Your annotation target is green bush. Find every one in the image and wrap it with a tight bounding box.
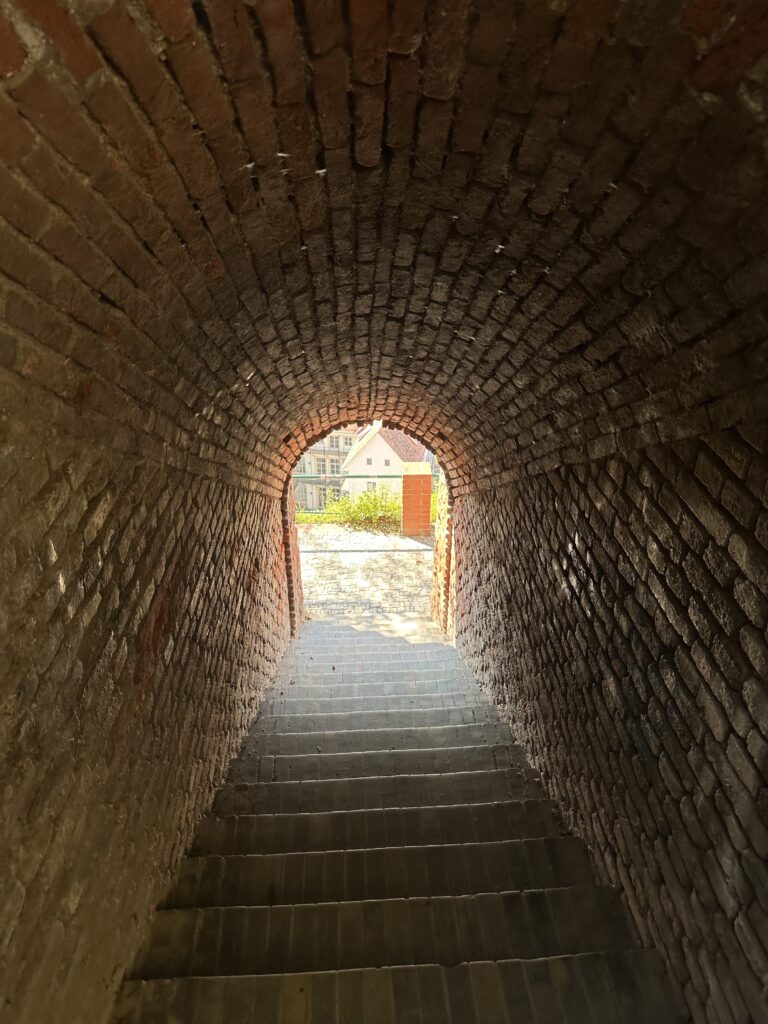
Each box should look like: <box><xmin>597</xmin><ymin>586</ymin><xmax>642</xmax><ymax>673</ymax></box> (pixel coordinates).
<box><xmin>296</xmin><ymin>483</ymin><xmax>441</xmax><ymax>531</ymax></box>
<box><xmin>296</xmin><ymin>487</ymin><xmax>402</xmax><ymax>532</ymax></box>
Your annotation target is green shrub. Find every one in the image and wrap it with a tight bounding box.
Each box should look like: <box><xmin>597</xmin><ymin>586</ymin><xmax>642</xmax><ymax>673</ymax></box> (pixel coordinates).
<box><xmin>297</xmin><ymin>487</ymin><xmax>402</xmax><ymax>532</ymax></box>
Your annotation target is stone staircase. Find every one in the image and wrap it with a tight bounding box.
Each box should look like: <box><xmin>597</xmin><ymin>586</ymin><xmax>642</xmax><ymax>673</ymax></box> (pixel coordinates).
<box><xmin>115</xmin><ymin>618</ymin><xmax>686</xmax><ymax>1023</ymax></box>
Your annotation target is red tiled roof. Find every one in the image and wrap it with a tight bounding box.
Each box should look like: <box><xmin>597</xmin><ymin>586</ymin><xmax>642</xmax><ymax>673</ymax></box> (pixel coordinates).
<box><xmin>379</xmin><ymin>427</ymin><xmax>427</xmax><ymax>463</ymax></box>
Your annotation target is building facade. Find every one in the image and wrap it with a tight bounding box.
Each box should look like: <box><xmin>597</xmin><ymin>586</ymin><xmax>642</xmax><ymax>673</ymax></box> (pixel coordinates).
<box><xmin>292</xmin><ymin>422</ymin><xmax>431</xmax><ymax>509</ymax></box>
<box><xmin>340</xmin><ymin>423</ymin><xmax>428</xmax><ymax>498</ymax></box>
<box><xmin>292</xmin><ymin>425</ymin><xmax>359</xmax><ymax>510</ymax></box>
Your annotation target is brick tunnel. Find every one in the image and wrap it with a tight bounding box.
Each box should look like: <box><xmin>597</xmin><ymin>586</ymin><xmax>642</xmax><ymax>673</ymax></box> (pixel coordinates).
<box><xmin>1</xmin><ymin>1</ymin><xmax>767</xmax><ymax>1022</ymax></box>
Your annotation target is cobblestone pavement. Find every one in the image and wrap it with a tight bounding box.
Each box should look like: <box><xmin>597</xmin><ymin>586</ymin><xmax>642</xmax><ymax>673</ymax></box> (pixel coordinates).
<box><xmin>298</xmin><ymin>525</ymin><xmax>433</xmax><ymax>619</ymax></box>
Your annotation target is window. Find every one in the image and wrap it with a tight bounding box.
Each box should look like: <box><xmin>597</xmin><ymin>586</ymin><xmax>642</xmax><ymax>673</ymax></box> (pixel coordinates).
<box><xmin>367</xmin><ymin>481</ymin><xmax>376</xmax><ymax>492</ymax></box>
<box><xmin>366</xmin><ymin>457</ymin><xmax>372</xmax><ymax>465</ymax></box>
<box><xmin>318</xmin><ymin>486</ymin><xmax>327</xmax><ymax>506</ymax></box>
<box><xmin>343</xmin><ymin>436</ymin><xmax>354</xmax><ymax>448</ymax></box>
<box><xmin>330</xmin><ymin>457</ymin><xmax>340</xmax><ymax>475</ymax></box>
<box><xmin>329</xmin><ymin>435</ymin><xmax>340</xmax><ymax>450</ymax></box>
<box><xmin>384</xmin><ymin>458</ymin><xmax>390</xmax><ymax>467</ymax></box>
<box><xmin>315</xmin><ymin>457</ymin><xmax>326</xmax><ymax>474</ymax></box>
<box><xmin>330</xmin><ymin>486</ymin><xmax>340</xmax><ymax>499</ymax></box>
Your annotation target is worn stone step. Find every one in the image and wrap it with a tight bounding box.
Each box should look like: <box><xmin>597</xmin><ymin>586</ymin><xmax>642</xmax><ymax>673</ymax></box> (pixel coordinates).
<box><xmin>228</xmin><ymin>744</ymin><xmax>527</xmax><ymax>783</ymax></box>
<box><xmin>133</xmin><ymin>886</ymin><xmax>635</xmax><ymax>979</ymax></box>
<box><xmin>289</xmin><ymin>670</ymin><xmax>475</xmax><ymax>687</ymax></box>
<box><xmin>296</xmin><ymin>626</ymin><xmax>444</xmax><ymax>643</ymax></box>
<box><xmin>245</xmin><ymin>721</ymin><xmax>512</xmax><ymax>754</ymax></box>
<box><xmin>113</xmin><ymin>610</ymin><xmax>684</xmax><ymax>1023</ymax></box>
<box><xmin>192</xmin><ymin>800</ymin><xmax>565</xmax><ymax>856</ymax></box>
<box><xmin>262</xmin><ymin>692</ymin><xmax>491</xmax><ymax>715</ymax></box>
<box><xmin>290</xmin><ymin>663</ymin><xmax>472</xmax><ymax>677</ymax></box>
<box><xmin>293</xmin><ymin>638</ymin><xmax>446</xmax><ymax>651</ymax></box>
<box><xmin>300</xmin><ymin>623</ymin><xmax>442</xmax><ymax>632</ymax></box>
<box><xmin>166</xmin><ymin>837</ymin><xmax>594</xmax><ymax>908</ymax></box>
<box><xmin>295</xmin><ymin>629</ymin><xmax>447</xmax><ymax>640</ymax></box>
<box><xmin>286</xmin><ymin>655</ymin><xmax>460</xmax><ymax>671</ymax></box>
<box><xmin>252</xmin><ymin>704</ymin><xmax>503</xmax><ymax>735</ymax></box>
<box><xmin>289</xmin><ymin>643</ymin><xmax>457</xmax><ymax>659</ymax></box>
<box><xmin>276</xmin><ymin>677</ymin><xmax>476</xmax><ymax>698</ymax></box>
<box><xmin>285</xmin><ymin>661</ymin><xmax>467</xmax><ymax>680</ymax></box>
<box><xmin>214</xmin><ymin>769</ymin><xmax>543</xmax><ymax>815</ymax></box>
<box><xmin>291</xmin><ymin>651</ymin><xmax>454</xmax><ymax>666</ymax></box>
<box><xmin>116</xmin><ymin>950</ymin><xmax>686</xmax><ymax>1024</ymax></box>
<box><xmin>293</xmin><ymin>635</ymin><xmax>445</xmax><ymax>646</ymax></box>
<box><xmin>296</xmin><ymin>634</ymin><xmax>453</xmax><ymax>644</ymax></box>
<box><xmin>298</xmin><ymin>622</ymin><xmax>442</xmax><ymax>634</ymax></box>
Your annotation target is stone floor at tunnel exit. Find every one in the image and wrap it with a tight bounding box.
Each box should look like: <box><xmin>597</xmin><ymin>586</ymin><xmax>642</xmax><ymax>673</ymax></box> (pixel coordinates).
<box><xmin>297</xmin><ymin>524</ymin><xmax>435</xmax><ymax>620</ymax></box>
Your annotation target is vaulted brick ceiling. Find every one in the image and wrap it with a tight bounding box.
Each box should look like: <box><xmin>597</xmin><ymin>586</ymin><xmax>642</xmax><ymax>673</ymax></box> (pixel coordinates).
<box><xmin>1</xmin><ymin>0</ymin><xmax>766</xmax><ymax>495</ymax></box>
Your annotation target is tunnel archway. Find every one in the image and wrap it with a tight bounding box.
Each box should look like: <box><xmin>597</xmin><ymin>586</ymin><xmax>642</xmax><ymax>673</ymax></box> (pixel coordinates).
<box><xmin>279</xmin><ymin>410</ymin><xmax>455</xmax><ymax>632</ymax></box>
<box><xmin>275</xmin><ymin>401</ymin><xmax>465</xmax><ymax>499</ymax></box>
<box><xmin>0</xmin><ymin>1</ymin><xmax>767</xmax><ymax>1021</ymax></box>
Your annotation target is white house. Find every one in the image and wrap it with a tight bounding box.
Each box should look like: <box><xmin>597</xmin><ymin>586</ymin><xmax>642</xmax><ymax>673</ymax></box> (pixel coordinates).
<box><xmin>341</xmin><ymin>422</ymin><xmax>427</xmax><ymax>497</ymax></box>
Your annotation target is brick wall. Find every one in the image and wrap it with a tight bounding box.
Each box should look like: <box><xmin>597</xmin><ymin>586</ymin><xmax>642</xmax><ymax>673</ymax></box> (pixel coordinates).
<box><xmin>0</xmin><ymin>0</ymin><xmax>766</xmax><ymax>1021</ymax></box>
<box><xmin>431</xmin><ymin>476</ymin><xmax>455</xmax><ymax>636</ymax></box>
<box><xmin>282</xmin><ymin>479</ymin><xmax>305</xmax><ymax>635</ymax></box>
<box><xmin>453</xmin><ymin>426</ymin><xmax>768</xmax><ymax>1024</ymax></box>
<box><xmin>0</xmin><ymin>408</ymin><xmax>292</xmax><ymax>1023</ymax></box>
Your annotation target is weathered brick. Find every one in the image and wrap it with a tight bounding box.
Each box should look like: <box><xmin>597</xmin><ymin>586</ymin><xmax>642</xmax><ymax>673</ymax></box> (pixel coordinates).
<box><xmin>452</xmin><ymin>431</ymin><xmax>768</xmax><ymax>1024</ymax></box>
<box><xmin>0</xmin><ymin>10</ymin><xmax>25</xmax><ymax>76</ymax></box>
<box><xmin>349</xmin><ymin>0</ymin><xmax>387</xmax><ymax>85</ymax></box>
<box><xmin>0</xmin><ymin>3</ymin><xmax>765</xmax><ymax>1023</ymax></box>
<box><xmin>16</xmin><ymin>0</ymin><xmax>101</xmax><ymax>80</ymax></box>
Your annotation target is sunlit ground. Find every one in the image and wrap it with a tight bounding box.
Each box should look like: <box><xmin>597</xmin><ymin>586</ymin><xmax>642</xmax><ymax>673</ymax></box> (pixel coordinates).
<box><xmin>297</xmin><ymin>524</ymin><xmax>434</xmax><ymax>622</ymax></box>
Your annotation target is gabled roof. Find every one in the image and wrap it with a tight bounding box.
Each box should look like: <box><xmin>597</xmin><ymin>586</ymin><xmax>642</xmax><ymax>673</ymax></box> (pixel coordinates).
<box><xmin>378</xmin><ymin>427</ymin><xmax>427</xmax><ymax>463</ymax></box>
<box><xmin>341</xmin><ymin>422</ymin><xmax>427</xmax><ymax>469</ymax></box>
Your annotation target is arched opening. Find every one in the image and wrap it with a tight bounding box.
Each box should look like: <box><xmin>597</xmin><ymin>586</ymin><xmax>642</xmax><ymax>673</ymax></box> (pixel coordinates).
<box><xmin>1</xmin><ymin>0</ymin><xmax>766</xmax><ymax>1020</ymax></box>
<box><xmin>266</xmin><ymin>404</ymin><xmax>466</xmax><ymax>642</ymax></box>
<box><xmin>288</xmin><ymin>420</ymin><xmax>443</xmax><ymax>624</ymax></box>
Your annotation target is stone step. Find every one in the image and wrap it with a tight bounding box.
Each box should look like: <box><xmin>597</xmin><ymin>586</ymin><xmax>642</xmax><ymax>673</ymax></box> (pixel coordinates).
<box><xmin>285</xmin><ymin>662</ymin><xmax>464</xmax><ymax>679</ymax></box>
<box><xmin>165</xmin><ymin>837</ymin><xmax>594</xmax><ymax>908</ymax></box>
<box><xmin>294</xmin><ymin>637</ymin><xmax>447</xmax><ymax>650</ymax></box>
<box><xmin>290</xmin><ymin>641</ymin><xmax>456</xmax><ymax>656</ymax></box>
<box><xmin>245</xmin><ymin>721</ymin><xmax>512</xmax><ymax>754</ymax></box>
<box><xmin>252</xmin><ymin>704</ymin><xmax>503</xmax><ymax>734</ymax></box>
<box><xmin>296</xmin><ymin>630</ymin><xmax>444</xmax><ymax>638</ymax></box>
<box><xmin>299</xmin><ymin>623</ymin><xmax>442</xmax><ymax>632</ymax></box>
<box><xmin>133</xmin><ymin>886</ymin><xmax>635</xmax><ymax>979</ymax></box>
<box><xmin>214</xmin><ymin>769</ymin><xmax>543</xmax><ymax>815</ymax></box>
<box><xmin>287</xmin><ymin>669</ymin><xmax>470</xmax><ymax>685</ymax></box>
<box><xmin>262</xmin><ymin>692</ymin><xmax>491</xmax><ymax>715</ymax></box>
<box><xmin>293</xmin><ymin>640</ymin><xmax>448</xmax><ymax>652</ymax></box>
<box><xmin>276</xmin><ymin>677</ymin><xmax>476</xmax><ymax>698</ymax></box>
<box><xmin>116</xmin><ymin>950</ymin><xmax>686</xmax><ymax>1024</ymax></box>
<box><xmin>289</xmin><ymin>660</ymin><xmax>472</xmax><ymax>674</ymax></box>
<box><xmin>227</xmin><ymin>744</ymin><xmax>527</xmax><ymax>783</ymax></box>
<box><xmin>292</xmin><ymin>650</ymin><xmax>453</xmax><ymax>664</ymax></box>
<box><xmin>192</xmin><ymin>800</ymin><xmax>565</xmax><ymax>856</ymax></box>
<box><xmin>289</xmin><ymin>651</ymin><xmax>458</xmax><ymax>668</ymax></box>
